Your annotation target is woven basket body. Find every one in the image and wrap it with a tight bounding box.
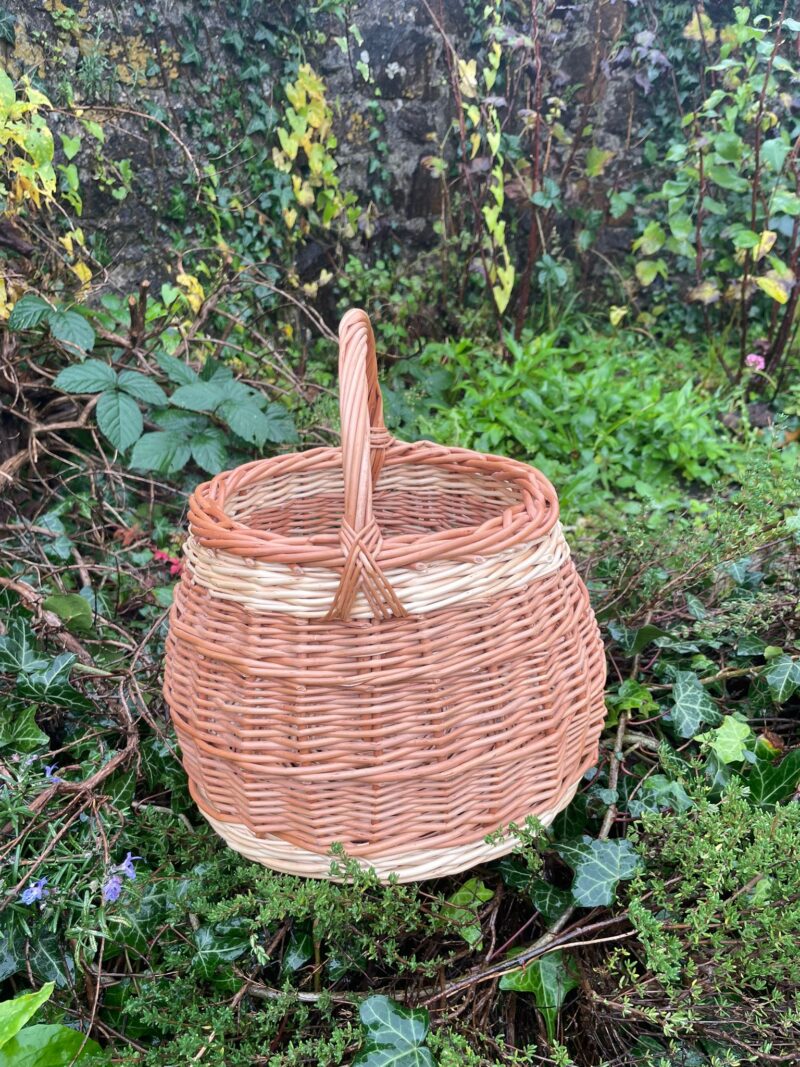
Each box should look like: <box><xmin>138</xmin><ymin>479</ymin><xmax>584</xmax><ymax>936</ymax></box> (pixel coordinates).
<box><xmin>164</xmin><ymin>309</ymin><xmax>606</xmax><ymax>881</ymax></box>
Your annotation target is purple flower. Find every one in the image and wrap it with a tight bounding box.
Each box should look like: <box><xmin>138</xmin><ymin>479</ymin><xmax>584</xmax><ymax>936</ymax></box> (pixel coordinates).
<box><xmin>745</xmin><ymin>353</ymin><xmax>766</xmax><ymax>371</ymax></box>
<box><xmin>117</xmin><ymin>852</ymin><xmax>141</xmax><ymax>881</ymax></box>
<box><xmin>44</xmin><ymin>764</ymin><xmax>63</xmax><ymax>783</ymax></box>
<box><xmin>20</xmin><ymin>878</ymin><xmax>49</xmax><ymax>906</ymax></box>
<box><xmin>102</xmin><ymin>875</ymin><xmax>123</xmax><ymax>903</ymax></box>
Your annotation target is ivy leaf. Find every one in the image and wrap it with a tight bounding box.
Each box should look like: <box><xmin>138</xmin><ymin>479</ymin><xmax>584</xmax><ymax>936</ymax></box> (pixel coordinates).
<box><xmin>47</xmin><ymin>310</ymin><xmax>95</xmax><ymax>354</ymax></box>
<box><xmin>41</xmin><ymin>594</ymin><xmax>92</xmax><ymax>633</ymax></box>
<box><xmin>764</xmin><ymin>655</ymin><xmax>800</xmax><ymax>704</ymax></box>
<box><xmin>748</xmin><ymin>749</ymin><xmax>800</xmax><ymax>807</ymax></box>
<box><xmin>0</xmin><ymin>706</ymin><xmax>49</xmax><ymax>753</ymax></box>
<box><xmin>190</xmin><ymin>429</ymin><xmax>228</xmax><ymax>474</ymax></box>
<box><xmin>668</xmin><ymin>671</ymin><xmax>722</xmax><ymax>738</ymax></box>
<box><xmin>354</xmin><ymin>995</ymin><xmax>434</xmax><ymax>1067</ymax></box>
<box><xmin>16</xmin><ymin>652</ymin><xmax>92</xmax><ymax>712</ymax></box>
<box><xmin>192</xmin><ymin>921</ymin><xmax>249</xmax><ymax>979</ymax></box>
<box><xmin>626</xmin><ymin>775</ymin><xmax>694</xmax><ymax>818</ymax></box>
<box><xmin>0</xmin><ymin>981</ymin><xmax>54</xmax><ymax>1048</ymax></box>
<box><xmin>697</xmin><ymin>715</ymin><xmax>753</xmax><ymax>764</ymax></box>
<box><xmin>0</xmin><ymin>617</ymin><xmax>49</xmax><ymax>674</ymax></box>
<box><xmin>280</xmin><ymin>925</ymin><xmax>314</xmax><ymax>977</ymax></box>
<box><xmin>499</xmin><ymin>951</ymin><xmax>577</xmax><ymax>1044</ymax></box>
<box><xmin>29</xmin><ymin>935</ymin><xmax>74</xmax><ymax>988</ymax></box>
<box><xmin>528</xmin><ymin>879</ymin><xmax>571</xmax><ymax>924</ymax></box>
<box><xmin>96</xmin><ymin>391</ymin><xmax>143</xmax><ymax>451</ymax></box>
<box><xmin>7</xmin><ymin>294</ymin><xmax>52</xmax><ymax>331</ymax></box>
<box><xmin>54</xmin><ymin>360</ymin><xmax>117</xmax><ymax>394</ymax></box>
<box><xmin>0</xmin><ymin>1024</ymin><xmax>106</xmax><ymax>1064</ymax></box>
<box><xmin>559</xmin><ymin>838</ymin><xmax>642</xmax><ymax>907</ymax></box>
<box><xmin>117</xmin><ymin>370</ymin><xmax>167</xmax><ymax>406</ymax></box>
<box><xmin>439</xmin><ymin>878</ymin><xmax>494</xmax><ymax>949</ymax></box>
<box><xmin>129</xmin><ymin>431</ymin><xmax>191</xmax><ymax>475</ymax></box>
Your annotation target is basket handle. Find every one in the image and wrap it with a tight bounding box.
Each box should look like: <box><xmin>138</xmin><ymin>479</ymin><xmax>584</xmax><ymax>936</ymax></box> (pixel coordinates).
<box><xmin>326</xmin><ymin>309</ymin><xmax>407</xmax><ymax>622</ymax></box>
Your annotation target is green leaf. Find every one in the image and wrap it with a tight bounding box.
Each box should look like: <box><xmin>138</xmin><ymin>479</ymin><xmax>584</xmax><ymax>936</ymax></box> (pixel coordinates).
<box><xmin>0</xmin><ymin>617</ymin><xmax>49</xmax><ymax>674</ymax></box>
<box><xmin>713</xmin><ymin>131</ymin><xmax>743</xmax><ymax>162</ymax></box>
<box><xmin>218</xmin><ymin>400</ymin><xmax>272</xmax><ymax>447</ymax></box>
<box><xmin>669</xmin><ymin>671</ymin><xmax>722</xmax><ymax>738</ymax></box>
<box><xmin>559</xmin><ymin>838</ymin><xmax>641</xmax><ymax>907</ymax></box>
<box><xmin>28</xmin><ymin>937</ymin><xmax>74</xmax><ymax>989</ymax></box>
<box><xmin>129</xmin><ymin>431</ymin><xmax>191</xmax><ymax>475</ymax></box>
<box><xmin>60</xmin><ymin>133</ymin><xmax>81</xmax><ymax>160</ymax></box>
<box><xmin>15</xmin><ymin>652</ymin><xmax>92</xmax><ymax>712</ymax></box>
<box><xmin>707</xmin><ymin>163</ymin><xmax>749</xmax><ymax>192</ymax></box>
<box><xmin>633</xmin><ymin>221</ymin><xmax>665</xmax><ymax>256</ymax></box>
<box><xmin>748</xmin><ymin>749</ymin><xmax>800</xmax><ymax>807</ymax></box>
<box><xmin>627</xmin><ymin>775</ymin><xmax>693</xmax><ymax>818</ymax></box>
<box><xmin>155</xmin><ymin>351</ymin><xmax>197</xmax><ymax>385</ymax></box>
<box><xmin>190</xmin><ymin>429</ymin><xmax>228</xmax><ymax>474</ymax></box>
<box><xmin>169</xmin><ymin>382</ymin><xmax>224</xmax><ymax>412</ymax></box>
<box><xmin>96</xmin><ymin>391</ymin><xmax>143</xmax><ymax>451</ymax></box>
<box><xmin>634</xmin><ymin>259</ymin><xmax>666</xmax><ymax>287</ymax></box>
<box><xmin>192</xmin><ymin>921</ymin><xmax>249</xmax><ymax>979</ymax></box>
<box><xmin>499</xmin><ymin>951</ymin><xmax>577</xmax><ymax>1044</ymax></box>
<box><xmin>280</xmin><ymin>926</ymin><xmax>314</xmax><ymax>977</ymax></box>
<box><xmin>697</xmin><ymin>715</ymin><xmax>753</xmax><ymax>764</ymax></box>
<box><xmin>0</xmin><ymin>1023</ymin><xmax>105</xmax><ymax>1065</ymax></box>
<box><xmin>7</xmin><ymin>295</ymin><xmax>52</xmax><ymax>331</ymax></box>
<box><xmin>117</xmin><ymin>370</ymin><xmax>167</xmax><ymax>405</ymax></box>
<box><xmin>439</xmin><ymin>878</ymin><xmax>494</xmax><ymax>949</ymax></box>
<box><xmin>0</xmin><ymin>982</ymin><xmax>53</xmax><ymax>1049</ymax></box>
<box><xmin>354</xmin><ymin>996</ymin><xmax>434</xmax><ymax>1067</ymax></box>
<box><xmin>53</xmin><ymin>360</ymin><xmax>116</xmax><ymax>394</ymax></box>
<box><xmin>585</xmin><ymin>146</ymin><xmax>613</xmax><ymax>178</ymax></box>
<box><xmin>47</xmin><ymin>310</ymin><xmax>95</xmax><ymax>355</ymax></box>
<box><xmin>762</xmin><ymin>139</ymin><xmax>790</xmax><ymax>172</ymax></box>
<box><xmin>764</xmin><ymin>655</ymin><xmax>800</xmax><ymax>704</ymax></box>
<box><xmin>41</xmin><ymin>594</ymin><xmax>92</xmax><ymax>633</ymax></box>
<box><xmin>262</xmin><ymin>402</ymin><xmax>298</xmax><ymax>443</ymax></box>
<box><xmin>0</xmin><ymin>707</ymin><xmax>49</xmax><ymax>753</ymax></box>
<box><xmin>528</xmin><ymin>879</ymin><xmax>571</xmax><ymax>923</ymax></box>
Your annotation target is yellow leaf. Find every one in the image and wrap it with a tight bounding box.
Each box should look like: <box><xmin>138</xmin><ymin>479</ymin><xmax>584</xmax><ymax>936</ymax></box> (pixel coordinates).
<box><xmin>687</xmin><ymin>279</ymin><xmax>721</xmax><ymax>305</ymax></box>
<box><xmin>283</xmin><ymin>206</ymin><xmax>297</xmax><ymax>230</ymax></box>
<box><xmin>176</xmin><ymin>272</ymin><xmax>205</xmax><ymax>313</ymax></box>
<box><xmin>458</xmin><ymin>59</ymin><xmax>478</xmax><ymax>99</ymax></box>
<box><xmin>59</xmin><ymin>233</ymin><xmax>74</xmax><ymax>256</ymax></box>
<box><xmin>469</xmin><ymin>132</ymin><xmax>481</xmax><ymax>159</ymax></box>
<box><xmin>682</xmin><ymin>10</ymin><xmax>714</xmax><ymax>42</ymax></box>
<box><xmin>754</xmin><ymin>230</ymin><xmax>776</xmax><ymax>261</ymax></box>
<box><xmin>754</xmin><ymin>274</ymin><xmax>790</xmax><ymax>304</ymax></box>
<box><xmin>71</xmin><ymin>261</ymin><xmax>92</xmax><ymax>285</ymax></box>
<box><xmin>292</xmin><ymin>175</ymin><xmax>315</xmax><ymax>207</ymax></box>
<box><xmin>609</xmin><ymin>305</ymin><xmax>628</xmax><ymax>326</ymax></box>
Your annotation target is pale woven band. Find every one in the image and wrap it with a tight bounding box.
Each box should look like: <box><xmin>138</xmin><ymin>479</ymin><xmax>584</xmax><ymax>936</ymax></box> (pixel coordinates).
<box><xmin>183</xmin><ymin>521</ymin><xmax>570</xmax><ymax>619</ymax></box>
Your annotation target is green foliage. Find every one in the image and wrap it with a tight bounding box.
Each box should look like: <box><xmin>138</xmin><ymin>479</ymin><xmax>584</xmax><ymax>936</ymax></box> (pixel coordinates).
<box><xmin>354</xmin><ymin>996</ymin><xmax>435</xmax><ymax>1067</ymax></box>
<box><xmin>0</xmin><ymin>982</ymin><xmax>104</xmax><ymax>1064</ymax></box>
<box><xmin>388</xmin><ymin>329</ymin><xmax>737</xmax><ymax>514</ymax></box>
<box><xmin>499</xmin><ymin>952</ymin><xmax>578</xmax><ymax>1045</ymax></box>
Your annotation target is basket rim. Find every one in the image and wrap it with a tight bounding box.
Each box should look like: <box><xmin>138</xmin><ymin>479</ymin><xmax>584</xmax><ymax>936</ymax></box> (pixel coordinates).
<box><xmin>187</xmin><ymin>437</ymin><xmax>560</xmax><ymax>568</ymax></box>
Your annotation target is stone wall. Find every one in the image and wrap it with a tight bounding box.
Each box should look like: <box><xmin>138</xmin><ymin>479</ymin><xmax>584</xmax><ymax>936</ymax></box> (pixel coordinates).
<box><xmin>1</xmin><ymin>0</ymin><xmax>635</xmax><ymax>291</ymax></box>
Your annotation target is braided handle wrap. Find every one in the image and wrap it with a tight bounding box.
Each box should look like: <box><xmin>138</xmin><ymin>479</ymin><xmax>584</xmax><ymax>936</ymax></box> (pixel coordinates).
<box><xmin>326</xmin><ymin>309</ymin><xmax>408</xmax><ymax>622</ymax></box>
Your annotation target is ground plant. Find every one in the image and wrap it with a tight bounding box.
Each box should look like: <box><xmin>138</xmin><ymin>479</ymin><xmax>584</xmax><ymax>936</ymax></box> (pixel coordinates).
<box><xmin>0</xmin><ymin>1</ymin><xmax>799</xmax><ymax>1065</ymax></box>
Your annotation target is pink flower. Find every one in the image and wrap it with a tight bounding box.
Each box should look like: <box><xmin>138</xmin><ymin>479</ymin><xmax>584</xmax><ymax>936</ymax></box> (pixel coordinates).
<box><xmin>745</xmin><ymin>353</ymin><xmax>765</xmax><ymax>371</ymax></box>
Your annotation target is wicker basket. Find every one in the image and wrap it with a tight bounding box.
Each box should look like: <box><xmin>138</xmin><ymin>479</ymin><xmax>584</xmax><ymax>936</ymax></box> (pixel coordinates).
<box><xmin>164</xmin><ymin>308</ymin><xmax>606</xmax><ymax>882</ymax></box>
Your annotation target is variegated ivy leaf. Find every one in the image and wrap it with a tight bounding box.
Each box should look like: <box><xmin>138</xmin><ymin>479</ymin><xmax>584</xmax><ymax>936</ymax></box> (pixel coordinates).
<box><xmin>439</xmin><ymin>877</ymin><xmax>494</xmax><ymax>949</ymax></box>
<box><xmin>499</xmin><ymin>950</ymin><xmax>578</xmax><ymax>1044</ymax></box>
<box><xmin>764</xmin><ymin>655</ymin><xmax>800</xmax><ymax>704</ymax></box>
<box><xmin>558</xmin><ymin>838</ymin><xmax>642</xmax><ymax>908</ymax></box>
<box><xmin>668</xmin><ymin>671</ymin><xmax>722</xmax><ymax>738</ymax></box>
<box><xmin>697</xmin><ymin>715</ymin><xmax>753</xmax><ymax>764</ymax></box>
<box><xmin>748</xmin><ymin>749</ymin><xmax>800</xmax><ymax>807</ymax></box>
<box><xmin>354</xmin><ymin>995</ymin><xmax>434</xmax><ymax>1067</ymax></box>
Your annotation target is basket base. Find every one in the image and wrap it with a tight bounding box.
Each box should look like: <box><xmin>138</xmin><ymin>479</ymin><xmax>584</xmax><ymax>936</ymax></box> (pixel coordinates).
<box><xmin>191</xmin><ymin>779</ymin><xmax>580</xmax><ymax>883</ymax></box>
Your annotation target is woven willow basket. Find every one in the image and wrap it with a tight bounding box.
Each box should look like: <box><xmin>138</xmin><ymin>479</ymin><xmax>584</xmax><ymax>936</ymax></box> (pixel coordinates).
<box><xmin>164</xmin><ymin>308</ymin><xmax>606</xmax><ymax>882</ymax></box>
